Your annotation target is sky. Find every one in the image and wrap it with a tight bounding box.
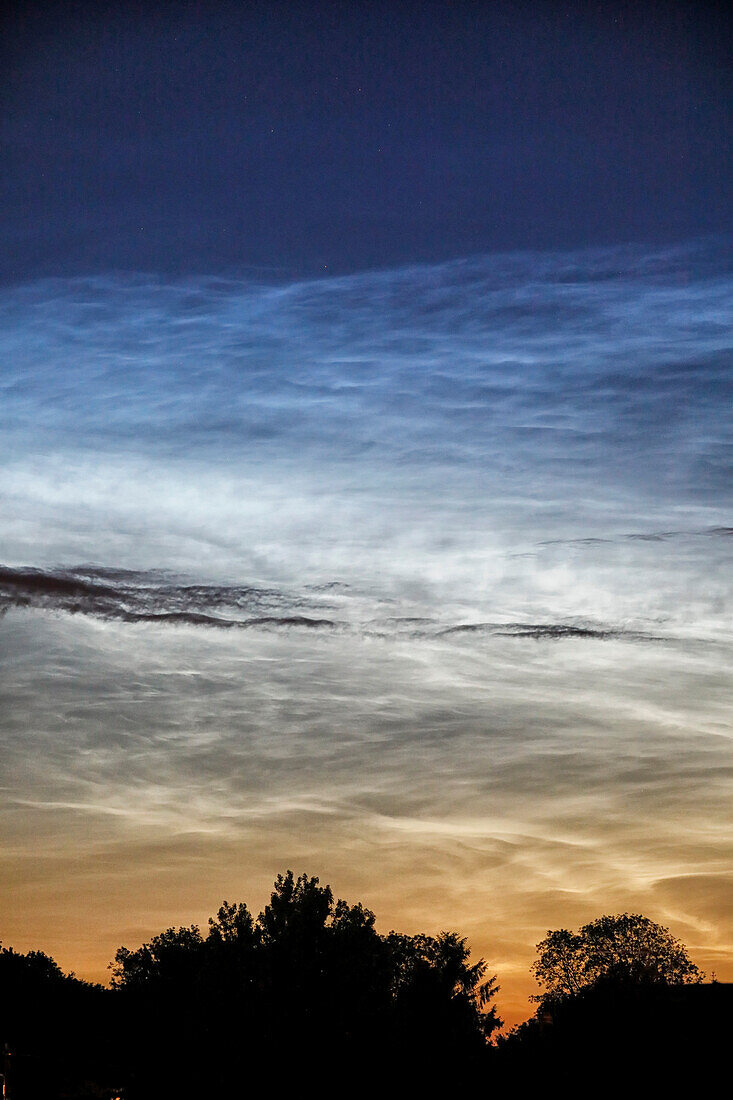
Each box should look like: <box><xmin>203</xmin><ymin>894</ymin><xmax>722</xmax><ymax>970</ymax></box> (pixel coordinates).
<box><xmin>1</xmin><ymin>1</ymin><xmax>731</xmax><ymax>1027</ymax></box>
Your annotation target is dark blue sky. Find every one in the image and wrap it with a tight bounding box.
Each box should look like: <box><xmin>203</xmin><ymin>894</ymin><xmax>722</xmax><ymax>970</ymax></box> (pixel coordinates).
<box><xmin>2</xmin><ymin>1</ymin><xmax>730</xmax><ymax>281</ymax></box>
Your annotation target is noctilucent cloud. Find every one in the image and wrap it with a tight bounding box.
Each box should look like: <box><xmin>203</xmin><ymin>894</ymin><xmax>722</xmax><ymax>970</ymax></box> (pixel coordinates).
<box><xmin>1</xmin><ymin>2</ymin><xmax>731</xmax><ymax>1026</ymax></box>
<box><xmin>2</xmin><ymin>239</ymin><xmax>731</xmax><ymax>1022</ymax></box>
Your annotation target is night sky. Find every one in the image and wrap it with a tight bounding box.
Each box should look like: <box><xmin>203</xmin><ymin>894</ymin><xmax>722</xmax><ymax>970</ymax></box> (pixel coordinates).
<box><xmin>3</xmin><ymin>1</ymin><xmax>730</xmax><ymax>278</ymax></box>
<box><xmin>1</xmin><ymin>1</ymin><xmax>731</xmax><ymax>1026</ymax></box>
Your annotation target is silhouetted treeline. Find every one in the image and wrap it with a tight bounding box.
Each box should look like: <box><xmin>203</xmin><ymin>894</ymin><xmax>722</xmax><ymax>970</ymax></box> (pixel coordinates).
<box><xmin>1</xmin><ymin>872</ymin><xmax>499</xmax><ymax>1097</ymax></box>
<box><xmin>0</xmin><ymin>946</ymin><xmax>123</xmax><ymax>1098</ymax></box>
<box><xmin>112</xmin><ymin>871</ymin><xmax>500</xmax><ymax>1094</ymax></box>
<box><xmin>1</xmin><ymin>874</ymin><xmax>728</xmax><ymax>1098</ymax></box>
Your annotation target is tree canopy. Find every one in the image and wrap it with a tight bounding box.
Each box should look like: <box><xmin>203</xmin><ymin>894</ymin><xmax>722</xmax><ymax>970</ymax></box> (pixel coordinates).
<box><xmin>2</xmin><ymin>891</ymin><xmax>719</xmax><ymax>1097</ymax></box>
<box><xmin>109</xmin><ymin>870</ymin><xmax>501</xmax><ymax>1091</ymax></box>
<box><xmin>531</xmin><ymin>912</ymin><xmax>703</xmax><ymax>1005</ymax></box>
<box><xmin>0</xmin><ymin>942</ymin><xmax>119</xmax><ymax>1098</ymax></box>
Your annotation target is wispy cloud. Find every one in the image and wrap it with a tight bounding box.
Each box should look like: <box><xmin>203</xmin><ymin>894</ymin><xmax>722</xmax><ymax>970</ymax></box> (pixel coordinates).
<box><xmin>0</xmin><ymin>239</ymin><xmax>731</xmax><ymax>1021</ymax></box>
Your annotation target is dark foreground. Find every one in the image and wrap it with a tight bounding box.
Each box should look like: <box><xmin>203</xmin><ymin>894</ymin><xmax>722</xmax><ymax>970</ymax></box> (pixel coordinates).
<box><xmin>1</xmin><ymin>873</ymin><xmax>729</xmax><ymax>1096</ymax></box>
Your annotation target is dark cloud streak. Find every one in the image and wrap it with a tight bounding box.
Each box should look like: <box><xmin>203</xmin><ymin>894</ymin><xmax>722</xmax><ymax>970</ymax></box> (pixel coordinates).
<box><xmin>0</xmin><ymin>564</ymin><xmax>673</xmax><ymax>644</ymax></box>
<box><xmin>0</xmin><ymin>566</ymin><xmax>339</xmax><ymax>631</ymax></box>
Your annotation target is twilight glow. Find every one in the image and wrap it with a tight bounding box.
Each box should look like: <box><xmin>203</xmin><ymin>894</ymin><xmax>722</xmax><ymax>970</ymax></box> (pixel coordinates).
<box><xmin>1</xmin><ymin>239</ymin><xmax>731</xmax><ymax>1024</ymax></box>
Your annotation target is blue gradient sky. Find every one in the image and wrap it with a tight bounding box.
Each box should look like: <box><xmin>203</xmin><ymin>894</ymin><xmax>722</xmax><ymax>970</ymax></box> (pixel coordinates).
<box><xmin>1</xmin><ymin>3</ymin><xmax>731</xmax><ymax>1025</ymax></box>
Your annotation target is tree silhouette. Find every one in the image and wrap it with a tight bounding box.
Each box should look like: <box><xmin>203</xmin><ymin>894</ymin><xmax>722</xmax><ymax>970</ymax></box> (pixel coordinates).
<box><xmin>108</xmin><ymin>869</ymin><xmax>501</xmax><ymax>1090</ymax></box>
<box><xmin>3</xmin><ymin>898</ymin><xmax>725</xmax><ymax>1095</ymax></box>
<box><xmin>207</xmin><ymin>898</ymin><xmax>256</xmax><ymax>945</ymax></box>
<box><xmin>0</xmin><ymin>943</ymin><xmax>120</xmax><ymax>1098</ymax></box>
<box><xmin>496</xmin><ymin>914</ymin><xmax>719</xmax><ymax>1089</ymax></box>
<box><xmin>112</xmin><ymin>924</ymin><xmax>204</xmax><ymax>990</ymax></box>
<box><xmin>532</xmin><ymin>913</ymin><xmax>703</xmax><ymax>1006</ymax></box>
